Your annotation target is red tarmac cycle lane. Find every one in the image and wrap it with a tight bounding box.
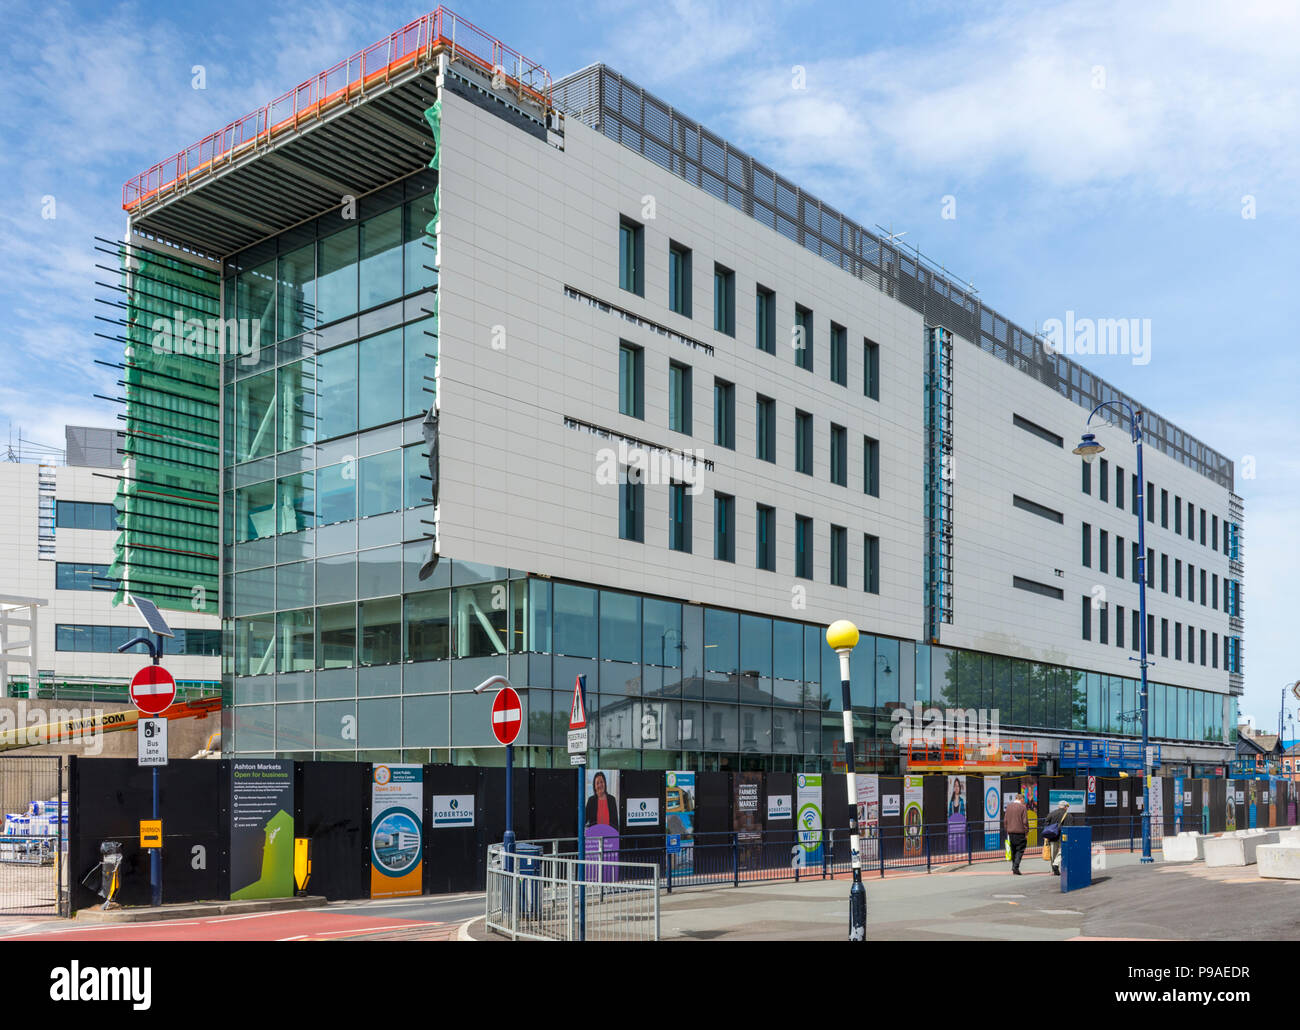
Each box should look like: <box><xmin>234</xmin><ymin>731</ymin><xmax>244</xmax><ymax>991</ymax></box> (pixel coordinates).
<box><xmin>1</xmin><ymin>910</ymin><xmax>452</xmax><ymax>942</ymax></box>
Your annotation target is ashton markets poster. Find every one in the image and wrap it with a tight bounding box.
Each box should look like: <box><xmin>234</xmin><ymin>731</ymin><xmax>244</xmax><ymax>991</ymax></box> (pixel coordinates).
<box><xmin>230</xmin><ymin>760</ymin><xmax>294</xmax><ymax>900</ymax></box>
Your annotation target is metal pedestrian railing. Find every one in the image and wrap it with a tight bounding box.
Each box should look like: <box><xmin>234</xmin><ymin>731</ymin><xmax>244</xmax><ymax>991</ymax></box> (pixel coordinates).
<box><xmin>484</xmin><ymin>843</ymin><xmax>661</xmax><ymax>941</ymax></box>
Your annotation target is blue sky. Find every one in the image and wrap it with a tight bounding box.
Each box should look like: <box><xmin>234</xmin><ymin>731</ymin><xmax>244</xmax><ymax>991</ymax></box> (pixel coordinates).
<box><xmin>2</xmin><ymin>0</ymin><xmax>1296</xmax><ymax>734</ymax></box>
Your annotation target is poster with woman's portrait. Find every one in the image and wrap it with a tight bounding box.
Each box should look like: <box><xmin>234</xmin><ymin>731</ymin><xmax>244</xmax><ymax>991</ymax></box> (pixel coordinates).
<box><xmin>946</xmin><ymin>775</ymin><xmax>967</xmax><ymax>853</ymax></box>
<box><xmin>585</xmin><ymin>769</ymin><xmax>621</xmax><ymax>830</ymax></box>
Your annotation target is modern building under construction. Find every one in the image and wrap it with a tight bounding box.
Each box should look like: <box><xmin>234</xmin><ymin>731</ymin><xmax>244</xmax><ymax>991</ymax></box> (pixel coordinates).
<box><xmin>108</xmin><ymin>7</ymin><xmax>1244</xmax><ymax>777</ymax></box>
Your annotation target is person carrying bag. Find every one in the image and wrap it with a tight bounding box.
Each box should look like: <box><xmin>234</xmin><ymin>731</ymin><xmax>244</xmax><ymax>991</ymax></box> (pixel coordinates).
<box><xmin>1041</xmin><ymin>800</ymin><xmax>1070</xmax><ymax>875</ymax></box>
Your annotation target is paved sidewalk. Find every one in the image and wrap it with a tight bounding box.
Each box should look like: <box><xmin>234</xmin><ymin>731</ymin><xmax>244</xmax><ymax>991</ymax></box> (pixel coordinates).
<box><xmin>471</xmin><ymin>851</ymin><xmax>1300</xmax><ymax>941</ymax></box>
<box><xmin>656</xmin><ymin>852</ymin><xmax>1300</xmax><ymax>941</ymax></box>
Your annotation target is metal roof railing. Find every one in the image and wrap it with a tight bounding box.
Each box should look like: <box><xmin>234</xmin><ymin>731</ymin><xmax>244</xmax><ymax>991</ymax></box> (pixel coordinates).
<box><xmin>122</xmin><ymin>6</ymin><xmax>552</xmax><ymax>212</ymax></box>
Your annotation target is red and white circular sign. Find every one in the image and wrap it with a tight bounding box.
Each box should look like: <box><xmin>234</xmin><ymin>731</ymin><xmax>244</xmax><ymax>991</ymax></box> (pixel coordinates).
<box><xmin>491</xmin><ymin>687</ymin><xmax>522</xmax><ymax>746</ymax></box>
<box><xmin>129</xmin><ymin>665</ymin><xmax>176</xmax><ymax>716</ymax></box>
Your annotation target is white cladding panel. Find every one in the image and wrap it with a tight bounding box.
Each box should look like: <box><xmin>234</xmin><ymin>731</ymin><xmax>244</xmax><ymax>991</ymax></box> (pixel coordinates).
<box><xmin>435</xmin><ymin>89</ymin><xmax>926</xmax><ymax>639</ymax></box>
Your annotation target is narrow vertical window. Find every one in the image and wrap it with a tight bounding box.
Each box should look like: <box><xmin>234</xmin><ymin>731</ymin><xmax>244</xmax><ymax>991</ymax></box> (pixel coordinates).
<box><xmin>714</xmin><ymin>493</ymin><xmax>735</xmax><ymax>562</ymax></box>
<box><xmin>830</xmin><ymin>323</ymin><xmax>847</xmax><ymax>386</ymax></box>
<box><xmin>619</xmin><ymin>218</ymin><xmax>644</xmax><ymax>296</ymax></box>
<box><xmin>863</xmin><ymin>435</ymin><xmax>880</xmax><ymax>497</ymax></box>
<box><xmin>795</xmin><ymin>515</ymin><xmax>813</xmax><ymax>579</ymax></box>
<box><xmin>669</xmin><ymin>482</ymin><xmax>692</xmax><ymax>553</ymax></box>
<box><xmin>756</xmin><ymin>287</ymin><xmax>775</xmax><ymax>354</ymax></box>
<box><xmin>756</xmin><ymin>395</ymin><xmax>775</xmax><ymax>462</ymax></box>
<box><xmin>863</xmin><ymin>533</ymin><xmax>880</xmax><ymax>594</ymax></box>
<box><xmin>619</xmin><ymin>467</ymin><xmax>643</xmax><ymax>542</ymax></box>
<box><xmin>1082</xmin><ymin>522</ymin><xmax>1092</xmax><ymax>567</ymax></box>
<box><xmin>669</xmin><ymin>243</ymin><xmax>692</xmax><ymax>316</ymax></box>
<box><xmin>618</xmin><ymin>342</ymin><xmax>643</xmax><ymax>419</ymax></box>
<box><xmin>713</xmin><ymin>264</ymin><xmax>735</xmax><ymax>336</ymax></box>
<box><xmin>1082</xmin><ymin>596</ymin><xmax>1092</xmax><ymax>641</ymax></box>
<box><xmin>830</xmin><ymin>525</ymin><xmax>847</xmax><ymax>587</ymax></box>
<box><xmin>669</xmin><ymin>361</ymin><xmax>692</xmax><ymax>434</ymax></box>
<box><xmin>863</xmin><ymin>338</ymin><xmax>879</xmax><ymax>400</ymax></box>
<box><xmin>795</xmin><ymin>411</ymin><xmax>813</xmax><ymax>475</ymax></box>
<box><xmin>713</xmin><ymin>379</ymin><xmax>735</xmax><ymax>450</ymax></box>
<box><xmin>794</xmin><ymin>305</ymin><xmax>813</xmax><ymax>371</ymax></box>
<box><xmin>830</xmin><ymin>424</ymin><xmax>847</xmax><ymax>486</ymax></box>
<box><xmin>756</xmin><ymin>504</ymin><xmax>775</xmax><ymax>571</ymax></box>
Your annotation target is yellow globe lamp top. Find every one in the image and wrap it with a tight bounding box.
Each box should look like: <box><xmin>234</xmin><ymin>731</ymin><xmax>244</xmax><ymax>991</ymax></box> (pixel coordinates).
<box><xmin>826</xmin><ymin>619</ymin><xmax>860</xmax><ymax>652</ymax></box>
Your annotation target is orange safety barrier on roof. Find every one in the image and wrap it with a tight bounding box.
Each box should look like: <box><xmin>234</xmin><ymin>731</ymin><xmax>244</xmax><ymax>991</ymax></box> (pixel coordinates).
<box><xmin>122</xmin><ymin>7</ymin><xmax>552</xmax><ymax>212</ymax></box>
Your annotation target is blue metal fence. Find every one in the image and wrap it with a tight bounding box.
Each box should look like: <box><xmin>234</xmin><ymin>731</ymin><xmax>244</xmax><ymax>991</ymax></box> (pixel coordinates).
<box><xmin>513</xmin><ymin>814</ymin><xmax>1180</xmax><ymax>892</ymax></box>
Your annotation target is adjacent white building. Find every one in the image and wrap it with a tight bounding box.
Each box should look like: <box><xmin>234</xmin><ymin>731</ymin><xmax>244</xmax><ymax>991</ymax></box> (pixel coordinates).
<box><xmin>0</xmin><ymin>427</ymin><xmax>219</xmax><ymax>700</ymax></box>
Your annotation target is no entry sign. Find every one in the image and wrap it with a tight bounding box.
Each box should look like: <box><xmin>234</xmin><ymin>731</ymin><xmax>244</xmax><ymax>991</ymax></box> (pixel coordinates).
<box><xmin>491</xmin><ymin>686</ymin><xmax>522</xmax><ymax>746</ymax></box>
<box><xmin>130</xmin><ymin>665</ymin><xmax>176</xmax><ymax>716</ymax></box>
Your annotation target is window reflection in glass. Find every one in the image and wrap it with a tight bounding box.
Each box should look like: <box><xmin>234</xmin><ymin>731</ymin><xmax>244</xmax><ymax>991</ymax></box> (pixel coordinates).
<box><xmin>405</xmin><ymin>589</ymin><xmax>450</xmax><ymax>662</ymax></box>
<box><xmin>317</xmin><ymin>226</ymin><xmax>358</xmax><ymax>324</ymax></box>
<box><xmin>403</xmin><ymin>198</ymin><xmax>438</xmax><ymax>296</ymax></box>
<box><xmin>359</xmin><ymin>449</ymin><xmax>402</xmax><ymax>518</ymax></box>
<box><xmin>554</xmin><ymin>583</ymin><xmax>598</xmax><ymax>658</ymax></box>
<box><xmin>235</xmin><ymin>370</ymin><xmax>276</xmax><ymax>462</ymax></box>
<box><xmin>277</xmin><ymin>243</ymin><xmax>316</xmax><ymax>340</ymax></box>
<box><xmin>600</xmin><ymin>590</ymin><xmax>641</xmax><ymax>663</ymax></box>
<box><xmin>316</xmin><ymin>462</ymin><xmax>356</xmax><ymax>526</ymax></box>
<box><xmin>360</xmin><ymin>596</ymin><xmax>402</xmax><ymax>666</ymax></box>
<box><xmin>404</xmin><ymin>317</ymin><xmax>437</xmax><ymax>417</ymax></box>
<box><xmin>359</xmin><ymin>208</ymin><xmax>403</xmax><ymax>310</ymax></box>
<box><xmin>234</xmin><ymin>480</ymin><xmax>276</xmax><ymax>542</ymax></box>
<box><xmin>317</xmin><ymin>602</ymin><xmax>356</xmax><ymax>669</ymax></box>
<box><xmin>234</xmin><ymin>615</ymin><xmax>275</xmax><ymax>677</ymax></box>
<box><xmin>316</xmin><ymin>343</ymin><xmax>357</xmax><ymax>441</ymax></box>
<box><xmin>453</xmin><ymin>583</ymin><xmax>509</xmax><ymax>658</ymax></box>
<box><xmin>237</xmin><ymin>259</ymin><xmax>276</xmax><ymax>337</ymax></box>
<box><xmin>277</xmin><ymin>472</ymin><xmax>314</xmax><ymax>534</ymax></box>
<box><xmin>277</xmin><ymin>608</ymin><xmax>314</xmax><ymax>673</ymax></box>
<box><xmin>359</xmin><ymin>328</ymin><xmax>403</xmax><ymax>430</ymax></box>
<box><xmin>278</xmin><ymin>359</ymin><xmax>315</xmax><ymax>451</ymax></box>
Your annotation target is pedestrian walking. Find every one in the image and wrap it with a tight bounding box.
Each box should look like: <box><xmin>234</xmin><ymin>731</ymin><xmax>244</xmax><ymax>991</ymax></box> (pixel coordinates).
<box><xmin>1041</xmin><ymin>800</ymin><xmax>1070</xmax><ymax>875</ymax></box>
<box><xmin>1004</xmin><ymin>792</ymin><xmax>1029</xmax><ymax>874</ymax></box>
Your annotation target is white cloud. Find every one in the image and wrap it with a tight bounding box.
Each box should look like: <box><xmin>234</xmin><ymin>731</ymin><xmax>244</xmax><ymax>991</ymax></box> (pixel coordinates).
<box><xmin>717</xmin><ymin>0</ymin><xmax>1300</xmax><ymax>208</ymax></box>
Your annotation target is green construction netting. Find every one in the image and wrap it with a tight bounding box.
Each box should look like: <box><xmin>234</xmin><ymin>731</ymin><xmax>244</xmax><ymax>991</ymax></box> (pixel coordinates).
<box><xmin>110</xmin><ymin>244</ymin><xmax>220</xmax><ymax>615</ymax></box>
<box><xmin>425</xmin><ymin>99</ymin><xmax>442</xmax><ymax>171</ymax></box>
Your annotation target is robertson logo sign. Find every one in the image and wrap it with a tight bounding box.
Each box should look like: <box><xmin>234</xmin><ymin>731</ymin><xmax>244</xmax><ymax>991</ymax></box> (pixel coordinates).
<box><xmin>627</xmin><ymin>798</ymin><xmax>659</xmax><ymax>825</ymax></box>
<box><xmin>430</xmin><ymin>795</ymin><xmax>475</xmax><ymax>827</ymax></box>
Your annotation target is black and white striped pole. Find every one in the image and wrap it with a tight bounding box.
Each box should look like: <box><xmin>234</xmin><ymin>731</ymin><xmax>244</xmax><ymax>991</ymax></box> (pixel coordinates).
<box><xmin>827</xmin><ymin>619</ymin><xmax>866</xmax><ymax>941</ymax></box>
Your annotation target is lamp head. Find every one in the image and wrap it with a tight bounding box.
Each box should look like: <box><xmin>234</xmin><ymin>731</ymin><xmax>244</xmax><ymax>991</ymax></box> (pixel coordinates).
<box><xmin>826</xmin><ymin>619</ymin><xmax>860</xmax><ymax>653</ymax></box>
<box><xmin>1073</xmin><ymin>432</ymin><xmax>1105</xmax><ymax>463</ymax></box>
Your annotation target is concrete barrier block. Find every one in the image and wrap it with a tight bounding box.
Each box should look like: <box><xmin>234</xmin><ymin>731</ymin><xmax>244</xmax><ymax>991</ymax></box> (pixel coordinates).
<box><xmin>1162</xmin><ymin>833</ymin><xmax>1209</xmax><ymax>862</ymax></box>
<box><xmin>1258</xmin><ymin>844</ymin><xmax>1300</xmax><ymax>879</ymax></box>
<box><xmin>1205</xmin><ymin>832</ymin><xmax>1280</xmax><ymax>867</ymax></box>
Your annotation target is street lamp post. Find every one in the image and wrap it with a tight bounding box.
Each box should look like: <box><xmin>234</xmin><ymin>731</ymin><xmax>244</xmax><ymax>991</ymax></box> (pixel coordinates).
<box><xmin>1074</xmin><ymin>403</ymin><xmax>1154</xmax><ymax>863</ymax></box>
<box><xmin>826</xmin><ymin>619</ymin><xmax>866</xmax><ymax>940</ymax></box>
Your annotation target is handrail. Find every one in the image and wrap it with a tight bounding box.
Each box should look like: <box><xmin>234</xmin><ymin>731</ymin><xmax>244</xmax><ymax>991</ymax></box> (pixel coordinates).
<box><xmin>122</xmin><ymin>7</ymin><xmax>552</xmax><ymax>212</ymax></box>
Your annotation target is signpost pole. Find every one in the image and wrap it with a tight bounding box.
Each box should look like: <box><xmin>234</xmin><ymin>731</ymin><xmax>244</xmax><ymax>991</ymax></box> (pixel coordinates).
<box><xmin>577</xmin><ymin>674</ymin><xmax>587</xmax><ymax>943</ymax></box>
<box><xmin>505</xmin><ymin>741</ymin><xmax>515</xmax><ymax>874</ymax></box>
<box><xmin>150</xmin><ymin>638</ymin><xmax>161</xmax><ymax>907</ymax></box>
